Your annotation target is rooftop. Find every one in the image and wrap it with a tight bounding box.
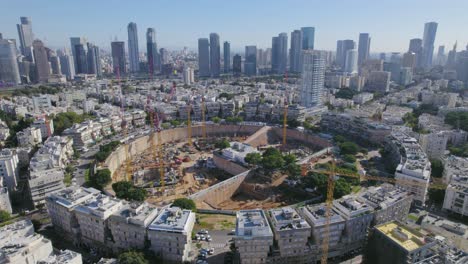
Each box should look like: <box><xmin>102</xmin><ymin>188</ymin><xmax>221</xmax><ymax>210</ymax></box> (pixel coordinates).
<box><xmin>300</xmin><ymin>204</ymin><xmax>345</xmax><ymax>227</ymax></box>
<box><xmin>111</xmin><ymin>201</ymin><xmax>159</xmax><ymax>227</ymax></box>
<box><xmin>47</xmin><ymin>186</ymin><xmax>100</xmax><ymax>209</ymax></box>
<box><xmin>148</xmin><ymin>207</ymin><xmax>193</xmax><ymax>234</ymax></box>
<box><xmin>376</xmin><ymin>221</ymin><xmax>430</xmax><ymax>252</ymax></box>
<box><xmin>75</xmin><ymin>193</ymin><xmax>123</xmax><ymax>219</ymax></box>
<box><xmin>359</xmin><ymin>184</ymin><xmax>411</xmax><ymax>210</ymax></box>
<box><xmin>268</xmin><ymin>207</ymin><xmax>310</xmax><ymax>232</ymax></box>
<box><xmin>236</xmin><ymin>209</ymin><xmax>273</xmax><ymax>237</ymax></box>
<box><xmin>333</xmin><ymin>195</ymin><xmax>372</xmax><ymax>219</ymax></box>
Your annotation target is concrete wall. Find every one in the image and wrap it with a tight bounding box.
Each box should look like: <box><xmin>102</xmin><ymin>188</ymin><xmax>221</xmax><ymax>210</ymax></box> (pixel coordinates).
<box><xmin>212</xmin><ymin>153</ymin><xmax>249</xmax><ymax>176</ymax></box>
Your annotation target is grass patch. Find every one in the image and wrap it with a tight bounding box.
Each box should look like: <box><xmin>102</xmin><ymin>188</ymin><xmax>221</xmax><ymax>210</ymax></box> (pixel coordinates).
<box><xmin>64</xmin><ymin>173</ymin><xmax>72</xmax><ymax>187</ymax></box>
<box><xmin>352</xmin><ymin>185</ymin><xmax>361</xmax><ymax>193</ymax></box>
<box><xmin>407</xmin><ymin>214</ymin><xmax>418</xmax><ymax>221</ymax></box>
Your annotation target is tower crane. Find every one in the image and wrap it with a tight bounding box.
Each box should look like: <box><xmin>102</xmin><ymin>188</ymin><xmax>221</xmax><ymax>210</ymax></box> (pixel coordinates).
<box><xmin>302</xmin><ymin>156</ymin><xmax>446</xmax><ymax>264</ymax></box>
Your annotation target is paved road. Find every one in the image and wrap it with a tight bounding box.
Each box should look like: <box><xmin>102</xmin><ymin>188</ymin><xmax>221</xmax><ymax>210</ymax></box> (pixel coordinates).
<box><xmin>192</xmin><ymin>230</ymin><xmax>234</xmax><ymax>264</ymax></box>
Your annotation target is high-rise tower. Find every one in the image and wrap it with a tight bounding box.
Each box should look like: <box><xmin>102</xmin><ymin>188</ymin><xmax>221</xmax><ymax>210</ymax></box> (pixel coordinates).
<box><xmin>301</xmin><ymin>50</ymin><xmax>326</xmax><ymax>108</ymax></box>
<box><xmin>198</xmin><ymin>38</ymin><xmax>210</xmax><ymax>77</ymax></box>
<box><xmin>422</xmin><ymin>22</ymin><xmax>438</xmax><ymax>68</ymax></box>
<box><xmin>223</xmin><ymin>41</ymin><xmax>231</xmax><ymax>73</ymax></box>
<box><xmin>127</xmin><ymin>22</ymin><xmax>140</xmax><ymax>73</ymax></box>
<box><xmin>290</xmin><ymin>30</ymin><xmax>303</xmax><ymax>73</ymax></box>
<box><xmin>16</xmin><ymin>17</ymin><xmax>34</xmax><ymax>60</ymax></box>
<box><xmin>358</xmin><ymin>33</ymin><xmax>371</xmax><ymax>66</ymax></box>
<box><xmin>209</xmin><ymin>33</ymin><xmax>221</xmax><ymax>77</ymax></box>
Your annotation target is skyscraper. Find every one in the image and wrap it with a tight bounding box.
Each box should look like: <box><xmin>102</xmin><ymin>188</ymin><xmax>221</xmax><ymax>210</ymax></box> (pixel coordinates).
<box><xmin>74</xmin><ymin>44</ymin><xmax>88</xmax><ymax>74</ymax></box>
<box><xmin>70</xmin><ymin>37</ymin><xmax>87</xmax><ymax>73</ymax></box>
<box><xmin>209</xmin><ymin>33</ymin><xmax>221</xmax><ymax>77</ymax></box>
<box><xmin>32</xmin><ymin>40</ymin><xmax>50</xmax><ymax>83</ymax></box>
<box><xmin>358</xmin><ymin>33</ymin><xmax>371</xmax><ymax>66</ymax></box>
<box><xmin>49</xmin><ymin>54</ymin><xmax>61</xmax><ymax>75</ymax></box>
<box><xmin>272</xmin><ymin>33</ymin><xmax>288</xmax><ymax>74</ymax></box>
<box><xmin>301</xmin><ymin>50</ymin><xmax>326</xmax><ymax>108</ymax></box>
<box><xmin>408</xmin><ymin>38</ymin><xmax>423</xmax><ymax>68</ymax></box>
<box><xmin>290</xmin><ymin>30</ymin><xmax>302</xmax><ymax>73</ymax></box>
<box><xmin>87</xmin><ymin>43</ymin><xmax>101</xmax><ymax>76</ymax></box>
<box><xmin>198</xmin><ymin>38</ymin><xmax>210</xmax><ymax>77</ymax></box>
<box><xmin>16</xmin><ymin>17</ymin><xmax>34</xmax><ymax>60</ymax></box>
<box><xmin>345</xmin><ymin>49</ymin><xmax>358</xmax><ymax>74</ymax></box>
<box><xmin>58</xmin><ymin>49</ymin><xmax>75</xmax><ymax>80</ymax></box>
<box><xmin>146</xmin><ymin>28</ymin><xmax>159</xmax><ymax>75</ymax></box>
<box><xmin>336</xmin><ymin>40</ymin><xmax>343</xmax><ymax>65</ymax></box>
<box><xmin>159</xmin><ymin>48</ymin><xmax>168</xmax><ymax>65</ymax></box>
<box><xmin>244</xmin><ymin>46</ymin><xmax>257</xmax><ymax>76</ymax></box>
<box><xmin>436</xmin><ymin>45</ymin><xmax>445</xmax><ymax>65</ymax></box>
<box><xmin>127</xmin><ymin>22</ymin><xmax>140</xmax><ymax>73</ymax></box>
<box><xmin>421</xmin><ymin>22</ymin><xmax>438</xmax><ymax>68</ymax></box>
<box><xmin>338</xmin><ymin>40</ymin><xmax>355</xmax><ymax>69</ymax></box>
<box><xmin>223</xmin><ymin>41</ymin><xmax>230</xmax><ymax>73</ymax></box>
<box><xmin>301</xmin><ymin>27</ymin><xmax>315</xmax><ymax>50</ymax></box>
<box><xmin>0</xmin><ymin>39</ymin><xmax>21</xmax><ymax>84</ymax></box>
<box><xmin>111</xmin><ymin>41</ymin><xmax>126</xmax><ymax>75</ymax></box>
<box><xmin>233</xmin><ymin>54</ymin><xmax>242</xmax><ymax>76</ymax></box>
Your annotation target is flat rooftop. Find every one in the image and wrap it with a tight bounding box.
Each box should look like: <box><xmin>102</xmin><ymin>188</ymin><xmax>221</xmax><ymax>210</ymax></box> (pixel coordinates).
<box><xmin>75</xmin><ymin>194</ymin><xmax>122</xmax><ymax>219</ymax></box>
<box><xmin>300</xmin><ymin>204</ymin><xmax>345</xmax><ymax>227</ymax></box>
<box><xmin>148</xmin><ymin>207</ymin><xmax>193</xmax><ymax>234</ymax></box>
<box><xmin>236</xmin><ymin>209</ymin><xmax>273</xmax><ymax>237</ymax></box>
<box><xmin>376</xmin><ymin>221</ymin><xmax>428</xmax><ymax>252</ymax></box>
<box><xmin>47</xmin><ymin>186</ymin><xmax>100</xmax><ymax>209</ymax></box>
<box><xmin>268</xmin><ymin>207</ymin><xmax>310</xmax><ymax>232</ymax></box>
<box><xmin>333</xmin><ymin>195</ymin><xmax>373</xmax><ymax>219</ymax></box>
<box><xmin>359</xmin><ymin>184</ymin><xmax>410</xmax><ymax>210</ymax></box>
<box><xmin>112</xmin><ymin>201</ymin><xmax>159</xmax><ymax>227</ymax></box>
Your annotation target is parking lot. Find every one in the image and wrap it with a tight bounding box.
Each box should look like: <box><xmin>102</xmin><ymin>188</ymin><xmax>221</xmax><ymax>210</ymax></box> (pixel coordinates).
<box><xmin>192</xmin><ymin>229</ymin><xmax>234</xmax><ymax>264</ymax></box>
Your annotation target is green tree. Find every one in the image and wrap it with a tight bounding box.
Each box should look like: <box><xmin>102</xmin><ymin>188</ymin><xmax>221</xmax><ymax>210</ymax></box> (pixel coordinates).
<box><xmin>343</xmin><ymin>154</ymin><xmax>356</xmax><ymax>163</ymax></box>
<box><xmin>333</xmin><ymin>178</ymin><xmax>352</xmax><ymax>199</ymax></box>
<box><xmin>333</xmin><ymin>135</ymin><xmax>346</xmax><ymax>143</ymax></box>
<box><xmin>445</xmin><ymin>112</ymin><xmax>468</xmax><ymax>131</ymax></box>
<box><xmin>172</xmin><ymin>198</ymin><xmax>197</xmax><ymax>211</ymax></box>
<box><xmin>215</xmin><ymin>138</ymin><xmax>230</xmax><ymax>149</ymax></box>
<box><xmin>0</xmin><ymin>210</ymin><xmax>10</xmax><ymax>223</ymax></box>
<box><xmin>283</xmin><ymin>154</ymin><xmax>297</xmax><ymax>165</ymax></box>
<box><xmin>430</xmin><ymin>159</ymin><xmax>444</xmax><ymax>178</ymax></box>
<box><xmin>91</xmin><ymin>169</ymin><xmax>112</xmax><ymax>189</ymax></box>
<box><xmin>118</xmin><ymin>251</ymin><xmax>149</xmax><ymax>264</ymax></box>
<box><xmin>112</xmin><ymin>181</ymin><xmax>148</xmax><ymax>201</ymax></box>
<box><xmin>212</xmin><ymin>117</ymin><xmax>221</xmax><ymax>123</ymax></box>
<box><xmin>428</xmin><ymin>189</ymin><xmax>446</xmax><ymax>205</ymax></box>
<box><xmin>339</xmin><ymin>142</ymin><xmax>360</xmax><ymax>155</ymax></box>
<box><xmin>287</xmin><ymin>119</ymin><xmax>301</xmax><ymax>128</ymax></box>
<box><xmin>285</xmin><ymin>163</ymin><xmax>301</xmax><ymax>179</ymax></box>
<box><xmin>335</xmin><ymin>88</ymin><xmax>357</xmax><ymax>99</ymax></box>
<box><xmin>244</xmin><ymin>152</ymin><xmax>262</xmax><ymax>166</ymax></box>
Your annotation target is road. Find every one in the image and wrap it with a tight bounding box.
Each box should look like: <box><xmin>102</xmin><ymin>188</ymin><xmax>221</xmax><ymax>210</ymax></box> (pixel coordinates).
<box><xmin>191</xmin><ymin>230</ymin><xmax>233</xmax><ymax>264</ymax></box>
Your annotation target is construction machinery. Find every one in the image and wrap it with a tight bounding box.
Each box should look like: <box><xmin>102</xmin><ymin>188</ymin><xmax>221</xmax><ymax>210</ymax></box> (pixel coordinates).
<box><xmin>302</xmin><ymin>156</ymin><xmax>446</xmax><ymax>264</ymax></box>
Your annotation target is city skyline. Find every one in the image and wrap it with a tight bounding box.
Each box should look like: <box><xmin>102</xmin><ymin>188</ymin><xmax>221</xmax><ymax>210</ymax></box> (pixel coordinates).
<box><xmin>1</xmin><ymin>0</ymin><xmax>467</xmax><ymax>52</ymax></box>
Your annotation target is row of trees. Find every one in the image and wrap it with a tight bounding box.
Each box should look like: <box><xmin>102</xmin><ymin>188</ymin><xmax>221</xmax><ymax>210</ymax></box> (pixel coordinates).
<box><xmin>53</xmin><ymin>112</ymin><xmax>93</xmax><ymax>134</ymax></box>
<box><xmin>112</xmin><ymin>181</ymin><xmax>148</xmax><ymax>201</ymax></box>
<box><xmin>95</xmin><ymin>141</ymin><xmax>121</xmax><ymax>162</ymax></box>
<box><xmin>245</xmin><ymin>148</ymin><xmax>301</xmax><ymax>178</ymax></box>
<box><xmin>445</xmin><ymin>111</ymin><xmax>468</xmax><ymax>131</ymax></box>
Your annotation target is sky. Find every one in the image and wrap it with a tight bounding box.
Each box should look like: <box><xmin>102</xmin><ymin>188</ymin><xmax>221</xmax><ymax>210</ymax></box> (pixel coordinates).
<box><xmin>1</xmin><ymin>0</ymin><xmax>467</xmax><ymax>53</ymax></box>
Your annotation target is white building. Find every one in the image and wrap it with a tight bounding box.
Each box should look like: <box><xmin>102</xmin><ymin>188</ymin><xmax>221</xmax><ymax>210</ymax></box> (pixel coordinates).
<box><xmin>235</xmin><ymin>209</ymin><xmax>274</xmax><ymax>264</ymax></box>
<box><xmin>344</xmin><ymin>49</ymin><xmax>358</xmax><ymax>74</ymax></box>
<box><xmin>419</xmin><ymin>131</ymin><xmax>450</xmax><ymax>160</ymax></box>
<box><xmin>28</xmin><ymin>168</ymin><xmax>65</xmax><ymax>207</ymax></box>
<box><xmin>183</xmin><ymin>67</ymin><xmax>195</xmax><ymax>85</ymax></box>
<box><xmin>108</xmin><ymin>202</ymin><xmax>159</xmax><ymax>252</ymax></box>
<box><xmin>221</xmin><ymin>142</ymin><xmax>258</xmax><ymax>165</ymax></box>
<box><xmin>32</xmin><ymin>95</ymin><xmax>52</xmax><ymax>112</ymax></box>
<box><xmin>0</xmin><ymin>148</ymin><xmax>19</xmax><ymax>191</ymax></box>
<box><xmin>17</xmin><ymin>127</ymin><xmax>42</xmax><ymax>147</ymax></box>
<box><xmin>300</xmin><ymin>50</ymin><xmax>326</xmax><ymax>108</ymax></box>
<box><xmin>0</xmin><ymin>187</ymin><xmax>12</xmax><ymax>213</ymax></box>
<box><xmin>443</xmin><ymin>175</ymin><xmax>468</xmax><ymax>217</ymax></box>
<box><xmin>32</xmin><ymin>117</ymin><xmax>54</xmax><ymax>139</ymax></box>
<box><xmin>267</xmin><ymin>207</ymin><xmax>311</xmax><ymax>263</ymax></box>
<box><xmin>147</xmin><ymin>207</ymin><xmax>195</xmax><ymax>263</ymax></box>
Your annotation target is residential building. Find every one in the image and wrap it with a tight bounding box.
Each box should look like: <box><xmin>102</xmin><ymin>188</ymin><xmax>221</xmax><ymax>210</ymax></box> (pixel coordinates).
<box><xmin>419</xmin><ymin>131</ymin><xmax>449</xmax><ymax>160</ymax></box>
<box><xmin>221</xmin><ymin>142</ymin><xmax>259</xmax><ymax>165</ymax></box>
<box><xmin>28</xmin><ymin>168</ymin><xmax>65</xmax><ymax>207</ymax></box>
<box><xmin>0</xmin><ymin>187</ymin><xmax>12</xmax><ymax>213</ymax></box>
<box><xmin>359</xmin><ymin>184</ymin><xmax>412</xmax><ymax>225</ymax></box>
<box><xmin>267</xmin><ymin>207</ymin><xmax>311</xmax><ymax>263</ymax></box>
<box><xmin>183</xmin><ymin>67</ymin><xmax>194</xmax><ymax>85</ymax></box>
<box><xmin>62</xmin><ymin>123</ymin><xmax>93</xmax><ymax>147</ymax></box>
<box><xmin>336</xmin><ymin>40</ymin><xmax>355</xmax><ymax>69</ymax></box>
<box><xmin>385</xmin><ymin>132</ymin><xmax>431</xmax><ymax>205</ymax></box>
<box><xmin>32</xmin><ymin>117</ymin><xmax>54</xmax><ymax>139</ymax></box>
<box><xmin>209</xmin><ymin>33</ymin><xmax>220</xmax><ymax>77</ymax></box>
<box><xmin>0</xmin><ymin>149</ymin><xmax>19</xmax><ymax>191</ymax></box>
<box><xmin>17</xmin><ymin>126</ymin><xmax>42</xmax><ymax>147</ymax></box>
<box><xmin>198</xmin><ymin>38</ymin><xmax>210</xmax><ymax>77</ymax></box>
<box><xmin>127</xmin><ymin>22</ymin><xmax>140</xmax><ymax>73</ymax></box>
<box><xmin>365</xmin><ymin>71</ymin><xmax>390</xmax><ymax>93</ymax></box>
<box><xmin>147</xmin><ymin>207</ymin><xmax>195</xmax><ymax>263</ymax></box>
<box><xmin>108</xmin><ymin>202</ymin><xmax>159</xmax><ymax>252</ymax></box>
<box><xmin>74</xmin><ymin>193</ymin><xmax>123</xmax><ymax>248</ymax></box>
<box><xmin>0</xmin><ymin>39</ymin><xmax>21</xmax><ymax>84</ymax></box>
<box><xmin>366</xmin><ymin>221</ymin><xmax>437</xmax><ymax>264</ymax></box>
<box><xmin>111</xmin><ymin>41</ymin><xmax>126</xmax><ymax>75</ymax></box>
<box><xmin>443</xmin><ymin>175</ymin><xmax>468</xmax><ymax>217</ymax></box>
<box><xmin>32</xmin><ymin>94</ymin><xmax>52</xmax><ymax>112</ymax></box>
<box><xmin>300</xmin><ymin>50</ymin><xmax>326</xmax><ymax>108</ymax></box>
<box><xmin>235</xmin><ymin>209</ymin><xmax>274</xmax><ymax>264</ymax></box>
<box><xmin>344</xmin><ymin>49</ymin><xmax>358</xmax><ymax>74</ymax></box>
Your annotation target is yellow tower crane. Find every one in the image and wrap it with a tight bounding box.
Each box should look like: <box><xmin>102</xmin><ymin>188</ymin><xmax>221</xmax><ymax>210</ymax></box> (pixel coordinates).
<box><xmin>303</xmin><ymin>157</ymin><xmax>446</xmax><ymax>264</ymax></box>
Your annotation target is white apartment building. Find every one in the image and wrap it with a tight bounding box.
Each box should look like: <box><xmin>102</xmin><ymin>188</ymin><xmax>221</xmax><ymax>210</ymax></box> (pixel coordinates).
<box><xmin>0</xmin><ymin>148</ymin><xmax>19</xmax><ymax>191</ymax></box>
<box><xmin>108</xmin><ymin>202</ymin><xmax>159</xmax><ymax>252</ymax></box>
<box><xmin>46</xmin><ymin>186</ymin><xmax>101</xmax><ymax>237</ymax></box>
<box><xmin>0</xmin><ymin>120</ymin><xmax>10</xmax><ymax>143</ymax></box>
<box><xmin>332</xmin><ymin>196</ymin><xmax>374</xmax><ymax>252</ymax></box>
<box><xmin>235</xmin><ymin>209</ymin><xmax>274</xmax><ymax>264</ymax></box>
<box><xmin>17</xmin><ymin>127</ymin><xmax>42</xmax><ymax>147</ymax></box>
<box><xmin>30</xmin><ymin>136</ymin><xmax>73</xmax><ymax>171</ymax></box>
<box><xmin>299</xmin><ymin>204</ymin><xmax>345</xmax><ymax>259</ymax></box>
<box><xmin>267</xmin><ymin>207</ymin><xmax>311</xmax><ymax>263</ymax></box>
<box><xmin>74</xmin><ymin>194</ymin><xmax>123</xmax><ymax>249</ymax></box>
<box><xmin>443</xmin><ymin>175</ymin><xmax>468</xmax><ymax>217</ymax></box>
<box><xmin>386</xmin><ymin>132</ymin><xmax>431</xmax><ymax>205</ymax></box>
<box><xmin>32</xmin><ymin>117</ymin><xmax>54</xmax><ymax>139</ymax></box>
<box><xmin>28</xmin><ymin>168</ymin><xmax>65</xmax><ymax>207</ymax></box>
<box><xmin>183</xmin><ymin>67</ymin><xmax>195</xmax><ymax>85</ymax></box>
<box><xmin>0</xmin><ymin>187</ymin><xmax>12</xmax><ymax>213</ymax></box>
<box><xmin>442</xmin><ymin>155</ymin><xmax>468</xmax><ymax>184</ymax></box>
<box><xmin>221</xmin><ymin>142</ymin><xmax>259</xmax><ymax>165</ymax></box>
<box><xmin>147</xmin><ymin>207</ymin><xmax>195</xmax><ymax>263</ymax></box>
<box><xmin>63</xmin><ymin>123</ymin><xmax>93</xmax><ymax>148</ymax></box>
<box><xmin>37</xmin><ymin>250</ymin><xmax>82</xmax><ymax>264</ymax></box>
<box><xmin>419</xmin><ymin>131</ymin><xmax>450</xmax><ymax>160</ymax></box>
<box><xmin>358</xmin><ymin>184</ymin><xmax>412</xmax><ymax>225</ymax></box>
<box><xmin>32</xmin><ymin>95</ymin><xmax>52</xmax><ymax>112</ymax></box>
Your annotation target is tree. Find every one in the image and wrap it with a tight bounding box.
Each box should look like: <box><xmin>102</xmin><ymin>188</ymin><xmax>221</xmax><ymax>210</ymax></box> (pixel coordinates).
<box><xmin>91</xmin><ymin>169</ymin><xmax>112</xmax><ymax>189</ymax></box>
<box><xmin>339</xmin><ymin>142</ymin><xmax>359</xmax><ymax>155</ymax></box>
<box><xmin>343</xmin><ymin>154</ymin><xmax>356</xmax><ymax>163</ymax></box>
<box><xmin>287</xmin><ymin>119</ymin><xmax>301</xmax><ymax>128</ymax></box>
<box><xmin>285</xmin><ymin>163</ymin><xmax>301</xmax><ymax>179</ymax></box>
<box><xmin>212</xmin><ymin>117</ymin><xmax>221</xmax><ymax>123</ymax></box>
<box><xmin>215</xmin><ymin>138</ymin><xmax>230</xmax><ymax>149</ymax></box>
<box><xmin>244</xmin><ymin>152</ymin><xmax>262</xmax><ymax>166</ymax></box>
<box><xmin>333</xmin><ymin>135</ymin><xmax>346</xmax><ymax>143</ymax></box>
<box><xmin>430</xmin><ymin>159</ymin><xmax>444</xmax><ymax>178</ymax></box>
<box><xmin>428</xmin><ymin>189</ymin><xmax>446</xmax><ymax>205</ymax></box>
<box><xmin>261</xmin><ymin>153</ymin><xmax>284</xmax><ymax>171</ymax></box>
<box><xmin>0</xmin><ymin>210</ymin><xmax>10</xmax><ymax>223</ymax></box>
<box><xmin>118</xmin><ymin>251</ymin><xmax>148</xmax><ymax>264</ymax></box>
<box><xmin>445</xmin><ymin>111</ymin><xmax>468</xmax><ymax>131</ymax></box>
<box><xmin>172</xmin><ymin>198</ymin><xmax>197</xmax><ymax>211</ymax></box>
<box><xmin>112</xmin><ymin>181</ymin><xmax>148</xmax><ymax>201</ymax></box>
<box><xmin>333</xmin><ymin>178</ymin><xmax>352</xmax><ymax>199</ymax></box>
<box><xmin>283</xmin><ymin>154</ymin><xmax>297</xmax><ymax>165</ymax></box>
<box><xmin>335</xmin><ymin>88</ymin><xmax>357</xmax><ymax>99</ymax></box>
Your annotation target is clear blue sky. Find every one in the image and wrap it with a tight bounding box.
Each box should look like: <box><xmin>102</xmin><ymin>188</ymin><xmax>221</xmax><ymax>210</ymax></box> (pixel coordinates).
<box><xmin>1</xmin><ymin>0</ymin><xmax>467</xmax><ymax>53</ymax></box>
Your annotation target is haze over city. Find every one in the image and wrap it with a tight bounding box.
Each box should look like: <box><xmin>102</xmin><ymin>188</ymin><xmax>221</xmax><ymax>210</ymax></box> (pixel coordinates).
<box><xmin>1</xmin><ymin>0</ymin><xmax>468</xmax><ymax>51</ymax></box>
